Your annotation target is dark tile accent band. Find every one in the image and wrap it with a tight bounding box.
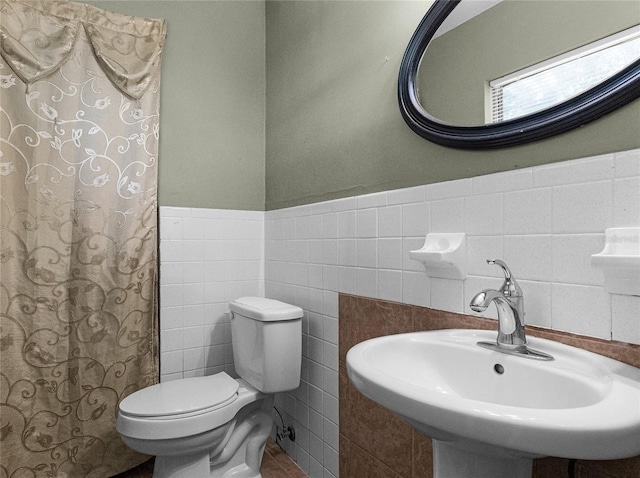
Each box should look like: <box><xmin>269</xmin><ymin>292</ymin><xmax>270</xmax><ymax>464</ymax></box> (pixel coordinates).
<box><xmin>338</xmin><ymin>294</ymin><xmax>640</xmax><ymax>478</ymax></box>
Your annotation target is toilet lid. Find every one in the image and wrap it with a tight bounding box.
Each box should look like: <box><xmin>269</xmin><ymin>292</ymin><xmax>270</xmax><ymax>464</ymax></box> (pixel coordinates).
<box><xmin>119</xmin><ymin>372</ymin><xmax>239</xmax><ymax>417</ymax></box>
<box><xmin>230</xmin><ymin>296</ymin><xmax>303</xmax><ymax>321</ymax></box>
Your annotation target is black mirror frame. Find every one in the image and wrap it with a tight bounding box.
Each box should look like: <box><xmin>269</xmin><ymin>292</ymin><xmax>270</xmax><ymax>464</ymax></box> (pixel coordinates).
<box><xmin>398</xmin><ymin>0</ymin><xmax>640</xmax><ymax>149</ymax></box>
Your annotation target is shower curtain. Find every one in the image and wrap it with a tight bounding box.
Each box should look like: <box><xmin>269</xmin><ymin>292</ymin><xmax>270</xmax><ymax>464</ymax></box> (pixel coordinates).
<box><xmin>0</xmin><ymin>1</ymin><xmax>166</xmax><ymax>476</ymax></box>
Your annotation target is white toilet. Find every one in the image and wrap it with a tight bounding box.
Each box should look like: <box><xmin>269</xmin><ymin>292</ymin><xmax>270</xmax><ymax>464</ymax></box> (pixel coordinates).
<box><xmin>116</xmin><ymin>297</ymin><xmax>303</xmax><ymax>478</ymax></box>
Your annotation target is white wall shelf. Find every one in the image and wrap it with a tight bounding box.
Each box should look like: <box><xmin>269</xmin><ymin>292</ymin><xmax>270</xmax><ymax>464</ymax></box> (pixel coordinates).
<box><xmin>410</xmin><ymin>233</ymin><xmax>467</xmax><ymax>280</ymax></box>
<box><xmin>592</xmin><ymin>227</ymin><xmax>640</xmax><ymax>296</ymax></box>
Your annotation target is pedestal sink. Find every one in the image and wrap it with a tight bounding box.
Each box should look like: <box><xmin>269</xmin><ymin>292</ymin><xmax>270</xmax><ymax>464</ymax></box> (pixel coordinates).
<box><xmin>346</xmin><ymin>329</ymin><xmax>640</xmax><ymax>478</ymax></box>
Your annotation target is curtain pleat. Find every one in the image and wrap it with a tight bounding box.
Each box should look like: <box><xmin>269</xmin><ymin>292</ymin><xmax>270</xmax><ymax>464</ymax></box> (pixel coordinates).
<box><xmin>0</xmin><ymin>0</ymin><xmax>166</xmax><ymax>99</ymax></box>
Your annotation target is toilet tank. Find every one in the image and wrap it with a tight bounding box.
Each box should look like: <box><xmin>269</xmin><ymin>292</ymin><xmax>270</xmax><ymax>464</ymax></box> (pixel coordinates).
<box><xmin>229</xmin><ymin>297</ymin><xmax>303</xmax><ymax>393</ymax></box>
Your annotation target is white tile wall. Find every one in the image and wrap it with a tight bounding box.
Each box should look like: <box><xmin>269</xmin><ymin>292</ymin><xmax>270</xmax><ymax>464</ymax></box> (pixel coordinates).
<box><xmin>159</xmin><ymin>207</ymin><xmax>264</xmax><ymax>382</ymax></box>
<box><xmin>158</xmin><ymin>148</ymin><xmax>640</xmax><ymax>478</ymax></box>
<box><xmin>262</xmin><ymin>148</ymin><xmax>640</xmax><ymax>478</ymax></box>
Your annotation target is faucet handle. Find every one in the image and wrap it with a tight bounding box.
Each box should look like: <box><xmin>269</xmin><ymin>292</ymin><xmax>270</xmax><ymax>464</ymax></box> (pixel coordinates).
<box><xmin>486</xmin><ymin>259</ymin><xmax>522</xmax><ymax>297</ymax></box>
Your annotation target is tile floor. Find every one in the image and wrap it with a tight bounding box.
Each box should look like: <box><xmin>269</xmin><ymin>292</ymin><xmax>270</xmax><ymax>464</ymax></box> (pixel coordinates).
<box><xmin>113</xmin><ymin>439</ymin><xmax>306</xmax><ymax>478</ymax></box>
<box><xmin>261</xmin><ymin>439</ymin><xmax>308</xmax><ymax>478</ymax></box>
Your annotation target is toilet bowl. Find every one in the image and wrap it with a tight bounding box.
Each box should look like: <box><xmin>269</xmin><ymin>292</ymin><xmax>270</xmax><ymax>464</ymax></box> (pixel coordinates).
<box><xmin>116</xmin><ymin>297</ymin><xmax>303</xmax><ymax>478</ymax></box>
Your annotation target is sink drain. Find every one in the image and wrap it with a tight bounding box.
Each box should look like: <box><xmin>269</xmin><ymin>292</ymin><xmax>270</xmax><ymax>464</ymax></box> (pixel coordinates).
<box><xmin>494</xmin><ymin>364</ymin><xmax>505</xmax><ymax>375</ymax></box>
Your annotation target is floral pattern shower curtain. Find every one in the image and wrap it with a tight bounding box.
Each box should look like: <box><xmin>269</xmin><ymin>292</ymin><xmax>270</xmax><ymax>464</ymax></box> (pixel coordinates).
<box><xmin>0</xmin><ymin>1</ymin><xmax>166</xmax><ymax>476</ymax></box>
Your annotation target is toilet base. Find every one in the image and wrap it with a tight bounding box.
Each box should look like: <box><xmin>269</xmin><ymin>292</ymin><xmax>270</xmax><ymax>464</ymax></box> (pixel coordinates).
<box><xmin>210</xmin><ymin>405</ymin><xmax>273</xmax><ymax>478</ymax></box>
<box><xmin>148</xmin><ymin>398</ymin><xmax>273</xmax><ymax>478</ymax></box>
<box><xmin>154</xmin><ymin>452</ymin><xmax>212</xmax><ymax>478</ymax></box>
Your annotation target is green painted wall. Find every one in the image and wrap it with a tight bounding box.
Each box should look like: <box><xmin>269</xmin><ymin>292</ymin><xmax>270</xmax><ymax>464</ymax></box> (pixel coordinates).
<box><xmin>86</xmin><ymin>1</ymin><xmax>639</xmax><ymax>212</ymax></box>
<box><xmin>265</xmin><ymin>1</ymin><xmax>640</xmax><ymax>210</ymax></box>
<box><xmin>89</xmin><ymin>0</ymin><xmax>266</xmax><ymax>211</ymax></box>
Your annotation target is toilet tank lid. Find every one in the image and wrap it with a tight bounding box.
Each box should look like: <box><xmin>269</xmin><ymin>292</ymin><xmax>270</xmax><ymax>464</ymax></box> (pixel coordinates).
<box><xmin>230</xmin><ymin>297</ymin><xmax>303</xmax><ymax>321</ymax></box>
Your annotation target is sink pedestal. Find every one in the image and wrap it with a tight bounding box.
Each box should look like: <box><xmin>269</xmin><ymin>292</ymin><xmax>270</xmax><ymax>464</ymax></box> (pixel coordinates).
<box><xmin>433</xmin><ymin>441</ymin><xmax>532</xmax><ymax>478</ymax></box>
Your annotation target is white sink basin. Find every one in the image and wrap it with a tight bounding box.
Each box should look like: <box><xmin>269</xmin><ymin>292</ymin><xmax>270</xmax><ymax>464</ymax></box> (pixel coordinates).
<box><xmin>347</xmin><ymin>329</ymin><xmax>640</xmax><ymax>476</ymax></box>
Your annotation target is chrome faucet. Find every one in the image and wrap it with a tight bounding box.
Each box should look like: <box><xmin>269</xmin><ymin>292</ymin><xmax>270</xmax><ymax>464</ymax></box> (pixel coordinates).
<box><xmin>470</xmin><ymin>259</ymin><xmax>553</xmax><ymax>361</ymax></box>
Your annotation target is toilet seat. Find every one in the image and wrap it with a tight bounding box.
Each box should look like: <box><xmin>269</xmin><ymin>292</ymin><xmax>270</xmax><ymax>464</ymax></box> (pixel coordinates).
<box><xmin>120</xmin><ymin>372</ymin><xmax>239</xmax><ymax>417</ymax></box>
<box><xmin>117</xmin><ymin>373</ymin><xmax>262</xmax><ymax>440</ymax></box>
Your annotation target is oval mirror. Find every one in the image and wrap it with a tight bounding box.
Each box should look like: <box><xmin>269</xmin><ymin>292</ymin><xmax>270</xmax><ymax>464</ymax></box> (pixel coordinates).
<box><xmin>398</xmin><ymin>0</ymin><xmax>640</xmax><ymax>149</ymax></box>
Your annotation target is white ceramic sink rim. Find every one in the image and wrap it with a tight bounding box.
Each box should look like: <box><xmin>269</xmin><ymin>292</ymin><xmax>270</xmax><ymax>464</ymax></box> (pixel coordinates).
<box><xmin>346</xmin><ymin>329</ymin><xmax>640</xmax><ymax>460</ymax></box>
